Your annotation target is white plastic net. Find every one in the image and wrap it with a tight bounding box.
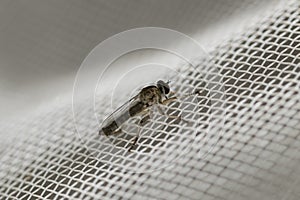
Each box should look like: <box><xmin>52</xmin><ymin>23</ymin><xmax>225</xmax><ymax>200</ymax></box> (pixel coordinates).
<box><xmin>1</xmin><ymin>0</ymin><xmax>300</xmax><ymax>199</ymax></box>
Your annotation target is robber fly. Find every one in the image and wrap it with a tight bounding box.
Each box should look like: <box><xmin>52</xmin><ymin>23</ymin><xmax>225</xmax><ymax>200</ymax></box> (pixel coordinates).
<box><xmin>99</xmin><ymin>80</ymin><xmax>200</xmax><ymax>151</ymax></box>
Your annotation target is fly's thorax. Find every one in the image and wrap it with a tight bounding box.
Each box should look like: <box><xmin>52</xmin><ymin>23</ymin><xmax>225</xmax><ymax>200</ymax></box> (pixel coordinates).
<box><xmin>139</xmin><ymin>86</ymin><xmax>162</xmax><ymax>106</ymax></box>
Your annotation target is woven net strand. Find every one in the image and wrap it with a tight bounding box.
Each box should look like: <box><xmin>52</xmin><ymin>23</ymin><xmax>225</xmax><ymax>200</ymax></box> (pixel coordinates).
<box><xmin>0</xmin><ymin>0</ymin><xmax>300</xmax><ymax>199</ymax></box>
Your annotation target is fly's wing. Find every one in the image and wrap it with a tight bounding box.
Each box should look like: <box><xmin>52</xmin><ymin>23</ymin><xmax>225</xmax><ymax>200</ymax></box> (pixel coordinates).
<box><xmin>100</xmin><ymin>94</ymin><xmax>139</xmax><ymax>131</ymax></box>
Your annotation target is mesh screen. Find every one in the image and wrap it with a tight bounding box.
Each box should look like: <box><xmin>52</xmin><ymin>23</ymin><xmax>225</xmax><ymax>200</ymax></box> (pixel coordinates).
<box><xmin>1</xmin><ymin>0</ymin><xmax>300</xmax><ymax>199</ymax></box>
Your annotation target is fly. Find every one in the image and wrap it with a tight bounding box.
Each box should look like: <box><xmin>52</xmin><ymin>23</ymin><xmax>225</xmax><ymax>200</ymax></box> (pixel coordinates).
<box><xmin>99</xmin><ymin>80</ymin><xmax>200</xmax><ymax>152</ymax></box>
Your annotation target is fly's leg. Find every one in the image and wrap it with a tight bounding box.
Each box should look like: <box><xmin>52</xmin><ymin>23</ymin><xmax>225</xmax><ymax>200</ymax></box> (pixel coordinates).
<box><xmin>128</xmin><ymin>114</ymin><xmax>150</xmax><ymax>152</ymax></box>
<box><xmin>111</xmin><ymin>128</ymin><xmax>122</xmax><ymax>135</ymax></box>
<box><xmin>167</xmin><ymin>91</ymin><xmax>178</xmax><ymax>98</ymax></box>
<box><xmin>162</xmin><ymin>97</ymin><xmax>178</xmax><ymax>105</ymax></box>
<box><xmin>164</xmin><ymin>90</ymin><xmax>202</xmax><ymax>103</ymax></box>
<box><xmin>156</xmin><ymin>105</ymin><xmax>191</xmax><ymax>125</ymax></box>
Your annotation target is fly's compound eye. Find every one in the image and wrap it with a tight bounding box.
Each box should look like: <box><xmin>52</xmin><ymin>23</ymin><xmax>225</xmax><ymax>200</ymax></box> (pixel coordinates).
<box><xmin>157</xmin><ymin>80</ymin><xmax>170</xmax><ymax>95</ymax></box>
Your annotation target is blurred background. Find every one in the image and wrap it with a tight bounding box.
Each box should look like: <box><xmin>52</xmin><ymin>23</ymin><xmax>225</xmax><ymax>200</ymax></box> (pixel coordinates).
<box><xmin>0</xmin><ymin>0</ymin><xmax>277</xmax><ymax>120</ymax></box>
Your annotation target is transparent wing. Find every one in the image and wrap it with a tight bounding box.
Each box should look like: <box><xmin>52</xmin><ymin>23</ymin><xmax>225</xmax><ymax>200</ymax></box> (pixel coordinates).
<box><xmin>101</xmin><ymin>94</ymin><xmax>139</xmax><ymax>129</ymax></box>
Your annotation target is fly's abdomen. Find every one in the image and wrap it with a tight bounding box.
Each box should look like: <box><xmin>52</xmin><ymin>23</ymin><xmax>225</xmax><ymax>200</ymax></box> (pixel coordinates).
<box><xmin>100</xmin><ymin>102</ymin><xmax>145</xmax><ymax>136</ymax></box>
<box><xmin>102</xmin><ymin>121</ymin><xmax>118</xmax><ymax>136</ymax></box>
<box><xmin>102</xmin><ymin>112</ymin><xmax>129</xmax><ymax>136</ymax></box>
<box><xmin>129</xmin><ymin>102</ymin><xmax>144</xmax><ymax>116</ymax></box>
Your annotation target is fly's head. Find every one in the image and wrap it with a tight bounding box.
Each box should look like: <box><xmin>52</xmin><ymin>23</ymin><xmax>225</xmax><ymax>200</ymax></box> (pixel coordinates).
<box><xmin>157</xmin><ymin>80</ymin><xmax>170</xmax><ymax>98</ymax></box>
